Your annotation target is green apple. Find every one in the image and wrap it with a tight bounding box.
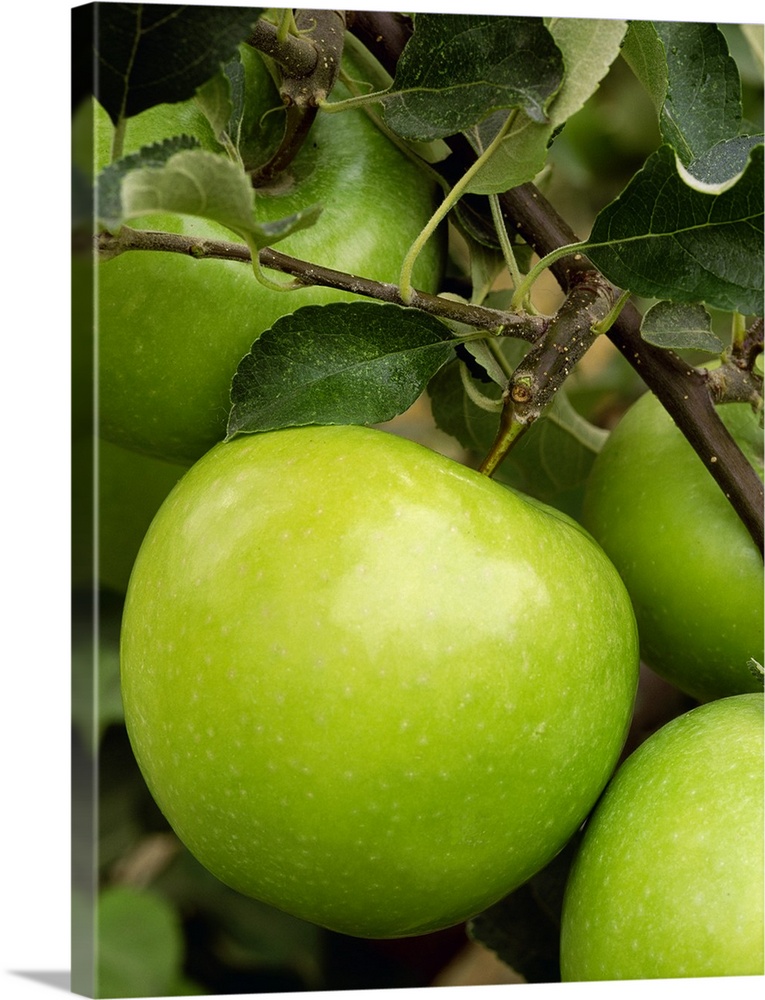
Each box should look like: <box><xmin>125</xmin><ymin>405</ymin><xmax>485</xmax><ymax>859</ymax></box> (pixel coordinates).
<box><xmin>71</xmin><ymin>436</ymin><xmax>188</xmax><ymax>594</ymax></box>
<box><xmin>581</xmin><ymin>389</ymin><xmax>764</xmax><ymax>702</ymax></box>
<box><xmin>91</xmin><ymin>44</ymin><xmax>446</xmax><ymax>465</ymax></box>
<box><xmin>560</xmin><ymin>692</ymin><xmax>764</xmax><ymax>981</ymax></box>
<box><xmin>120</xmin><ymin>424</ymin><xmax>639</xmax><ymax>938</ymax></box>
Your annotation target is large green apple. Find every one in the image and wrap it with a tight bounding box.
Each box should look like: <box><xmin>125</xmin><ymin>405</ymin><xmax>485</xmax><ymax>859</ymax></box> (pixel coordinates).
<box><xmin>92</xmin><ymin>44</ymin><xmax>445</xmax><ymax>465</ymax></box>
<box><xmin>560</xmin><ymin>692</ymin><xmax>764</xmax><ymax>980</ymax></box>
<box><xmin>120</xmin><ymin>424</ymin><xmax>639</xmax><ymax>938</ymax></box>
<box><xmin>581</xmin><ymin>389</ymin><xmax>764</xmax><ymax>702</ymax></box>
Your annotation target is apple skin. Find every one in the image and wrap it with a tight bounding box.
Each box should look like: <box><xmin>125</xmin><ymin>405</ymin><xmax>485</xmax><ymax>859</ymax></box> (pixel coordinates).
<box><xmin>581</xmin><ymin>390</ymin><xmax>764</xmax><ymax>702</ymax></box>
<box><xmin>560</xmin><ymin>692</ymin><xmax>764</xmax><ymax>981</ymax></box>
<box><xmin>93</xmin><ymin>48</ymin><xmax>446</xmax><ymax>465</ymax></box>
<box><xmin>120</xmin><ymin>424</ymin><xmax>639</xmax><ymax>938</ymax></box>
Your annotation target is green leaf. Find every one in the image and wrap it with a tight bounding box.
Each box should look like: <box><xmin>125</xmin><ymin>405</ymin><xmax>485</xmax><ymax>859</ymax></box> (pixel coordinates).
<box><xmin>585</xmin><ymin>143</ymin><xmax>764</xmax><ymax>315</ymax></box>
<box><xmin>679</xmin><ymin>134</ymin><xmax>765</xmax><ymax>192</ymax></box>
<box><xmin>623</xmin><ymin>21</ymin><xmax>745</xmax><ymax>181</ymax></box>
<box><xmin>640</xmin><ymin>301</ymin><xmax>723</xmax><ymax>353</ymax></box>
<box><xmin>99</xmin><ymin>146</ymin><xmax>322</xmax><ymax>249</ymax></box>
<box><xmin>620</xmin><ymin>21</ymin><xmax>668</xmax><ymax>116</ymax></box>
<box><xmin>465</xmin><ymin>114</ymin><xmax>551</xmax><ymax>197</ymax></box>
<box><xmin>461</xmin><ymin>339</ymin><xmax>511</xmax><ymax>389</ymax></box>
<box><xmin>195</xmin><ymin>63</ymin><xmax>236</xmax><ymax>145</ymax></box>
<box><xmin>97</xmin><ymin>136</ymin><xmax>202</xmax><ymax>230</ymax></box>
<box><xmin>466</xmin><ymin>18</ymin><xmax>627</xmax><ymax>195</ymax></box>
<box><xmin>96</xmin><ymin>886</ymin><xmax>186</xmax><ymax>999</ymax></box>
<box><xmin>227</xmin><ymin>302</ymin><xmax>454</xmax><ymax>437</ymax></box>
<box><xmin>93</xmin><ymin>4</ymin><xmax>264</xmax><ymax>123</ymax></box>
<box><xmin>377</xmin><ymin>14</ymin><xmax>564</xmax><ymax>141</ymax></box>
<box><xmin>120</xmin><ymin>147</ymin><xmax>259</xmax><ymax>233</ymax></box>
<box><xmin>653</xmin><ymin>21</ymin><xmax>743</xmax><ymax>164</ymax></box>
<box><xmin>544</xmin><ymin>17</ymin><xmax>629</xmax><ymax>130</ymax></box>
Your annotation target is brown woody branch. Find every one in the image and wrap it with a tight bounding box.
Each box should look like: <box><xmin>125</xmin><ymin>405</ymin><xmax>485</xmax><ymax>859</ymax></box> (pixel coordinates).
<box><xmin>247</xmin><ymin>10</ymin><xmax>347</xmax><ymax>185</ymax></box>
<box><xmin>94</xmin><ymin>227</ymin><xmax>547</xmax><ymax>342</ymax></box>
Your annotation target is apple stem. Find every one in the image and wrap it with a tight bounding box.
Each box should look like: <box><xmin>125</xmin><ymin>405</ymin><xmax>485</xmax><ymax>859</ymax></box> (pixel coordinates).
<box><xmin>249</xmin><ymin>103</ymin><xmax>318</xmax><ymax>186</ymax></box>
<box><xmin>479</xmin><ymin>403</ymin><xmax>527</xmax><ymax>477</ymax></box>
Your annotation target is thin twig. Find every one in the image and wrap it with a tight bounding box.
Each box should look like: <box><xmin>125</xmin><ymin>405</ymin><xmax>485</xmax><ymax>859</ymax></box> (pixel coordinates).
<box><xmin>93</xmin><ymin>227</ymin><xmax>548</xmax><ymax>342</ymax></box>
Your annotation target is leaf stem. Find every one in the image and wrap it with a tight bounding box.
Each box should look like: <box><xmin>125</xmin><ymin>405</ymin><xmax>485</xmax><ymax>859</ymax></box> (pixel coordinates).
<box><xmin>459</xmin><ymin>361</ymin><xmax>503</xmax><ymax>413</ymax></box>
<box><xmin>488</xmin><ymin>193</ymin><xmax>528</xmax><ymax>306</ymax></box>
<box><xmin>485</xmin><ymin>336</ymin><xmax>515</xmax><ymax>381</ymax></box>
<box><xmin>590</xmin><ymin>288</ymin><xmax>632</xmax><ymax>336</ymax></box>
<box><xmin>245</xmin><ymin>237</ymin><xmax>301</xmax><ymax>292</ymax></box>
<box><xmin>510</xmin><ymin>240</ymin><xmax>589</xmax><ymax>311</ymax></box>
<box><xmin>317</xmin><ymin>90</ymin><xmax>388</xmax><ymax>114</ymax></box>
<box><xmin>399</xmin><ymin>112</ymin><xmax>516</xmax><ymax>304</ymax></box>
<box><xmin>276</xmin><ymin>8</ymin><xmax>297</xmax><ymax>43</ymax></box>
<box><xmin>333</xmin><ymin>57</ymin><xmax>449</xmax><ymax>195</ymax></box>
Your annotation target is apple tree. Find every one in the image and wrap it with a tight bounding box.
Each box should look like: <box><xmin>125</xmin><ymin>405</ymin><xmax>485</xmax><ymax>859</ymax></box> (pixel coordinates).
<box><xmin>72</xmin><ymin>5</ymin><xmax>763</xmax><ymax>995</ymax></box>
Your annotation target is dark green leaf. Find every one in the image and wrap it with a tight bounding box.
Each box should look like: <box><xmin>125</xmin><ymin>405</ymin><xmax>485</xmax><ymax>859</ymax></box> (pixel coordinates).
<box><xmin>377</xmin><ymin>14</ymin><xmax>564</xmax><ymax>141</ymax></box>
<box><xmin>227</xmin><ymin>302</ymin><xmax>454</xmax><ymax>437</ymax></box>
<box><xmin>429</xmin><ymin>357</ymin><xmax>503</xmax><ymax>453</ymax></box>
<box><xmin>623</xmin><ymin>21</ymin><xmax>751</xmax><ymax>188</ymax></box>
<box><xmin>641</xmin><ymin>301</ymin><xmax>723</xmax><ymax>353</ymax></box>
<box><xmin>93</xmin><ymin>4</ymin><xmax>264</xmax><ymax>123</ymax></box>
<box><xmin>685</xmin><ymin>134</ymin><xmax>765</xmax><ymax>187</ymax></box>
<box><xmin>585</xmin><ymin>143</ymin><xmax>764</xmax><ymax>315</ymax></box>
<box><xmin>465</xmin><ymin>18</ymin><xmax>627</xmax><ymax>196</ymax></box>
<box><xmin>653</xmin><ymin>21</ymin><xmax>742</xmax><ymax>164</ymax></box>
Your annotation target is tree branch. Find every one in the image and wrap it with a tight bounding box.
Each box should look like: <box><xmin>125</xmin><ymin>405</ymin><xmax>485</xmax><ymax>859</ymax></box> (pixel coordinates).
<box><xmin>480</xmin><ymin>272</ymin><xmax>615</xmax><ymax>476</ymax></box>
<box><xmin>247</xmin><ymin>10</ymin><xmax>347</xmax><ymax>184</ymax></box>
<box><xmin>93</xmin><ymin>227</ymin><xmax>547</xmax><ymax>343</ymax></box>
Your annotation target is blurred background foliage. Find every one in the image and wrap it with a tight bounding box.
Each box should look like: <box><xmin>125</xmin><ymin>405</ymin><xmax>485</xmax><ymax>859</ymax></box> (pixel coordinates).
<box><xmin>72</xmin><ymin>21</ymin><xmax>763</xmax><ymax>997</ymax></box>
